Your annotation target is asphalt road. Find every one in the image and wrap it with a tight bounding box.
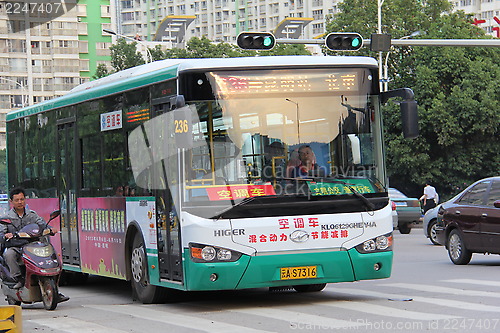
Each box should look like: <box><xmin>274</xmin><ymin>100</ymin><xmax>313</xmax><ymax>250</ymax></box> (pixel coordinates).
<box><xmin>17</xmin><ymin>230</ymin><xmax>500</xmax><ymax>332</ymax></box>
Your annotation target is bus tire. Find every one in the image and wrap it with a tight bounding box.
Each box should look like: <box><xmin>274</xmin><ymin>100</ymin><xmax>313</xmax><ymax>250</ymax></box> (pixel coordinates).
<box><xmin>130</xmin><ymin>233</ymin><xmax>168</xmax><ymax>303</ymax></box>
<box><xmin>293</xmin><ymin>283</ymin><xmax>327</xmax><ymax>293</ymax></box>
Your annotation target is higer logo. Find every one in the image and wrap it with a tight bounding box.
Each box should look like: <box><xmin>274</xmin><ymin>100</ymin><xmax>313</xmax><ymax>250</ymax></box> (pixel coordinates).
<box><xmin>214</xmin><ymin>229</ymin><xmax>245</xmax><ymax>237</ymax></box>
<box><xmin>290</xmin><ymin>230</ymin><xmax>310</xmax><ymax>243</ymax></box>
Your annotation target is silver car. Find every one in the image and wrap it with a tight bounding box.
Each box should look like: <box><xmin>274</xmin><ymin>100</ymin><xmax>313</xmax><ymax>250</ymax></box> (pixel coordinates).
<box><xmin>423</xmin><ymin>204</ymin><xmax>441</xmax><ymax>245</ymax></box>
<box><xmin>423</xmin><ymin>192</ymin><xmax>460</xmax><ymax>245</ymax></box>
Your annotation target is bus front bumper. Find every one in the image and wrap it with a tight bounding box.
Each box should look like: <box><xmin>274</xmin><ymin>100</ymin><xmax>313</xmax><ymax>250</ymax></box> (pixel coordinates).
<box><xmin>184</xmin><ymin>248</ymin><xmax>393</xmax><ymax>291</ymax></box>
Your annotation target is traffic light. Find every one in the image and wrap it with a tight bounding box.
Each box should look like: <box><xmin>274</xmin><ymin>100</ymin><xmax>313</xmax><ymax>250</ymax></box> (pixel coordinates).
<box><xmin>325</xmin><ymin>33</ymin><xmax>363</xmax><ymax>51</ymax></box>
<box><xmin>237</xmin><ymin>32</ymin><xmax>276</xmax><ymax>50</ymax></box>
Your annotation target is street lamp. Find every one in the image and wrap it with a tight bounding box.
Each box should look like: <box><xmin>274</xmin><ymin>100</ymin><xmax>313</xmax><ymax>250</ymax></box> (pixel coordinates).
<box><xmin>0</xmin><ymin>77</ymin><xmax>28</xmax><ymax>108</ymax></box>
<box><xmin>383</xmin><ymin>31</ymin><xmax>422</xmax><ymax>91</ymax></box>
<box><xmin>377</xmin><ymin>0</ymin><xmax>384</xmax><ymax>91</ymax></box>
<box><xmin>103</xmin><ymin>29</ymin><xmax>152</xmax><ymax>64</ymax></box>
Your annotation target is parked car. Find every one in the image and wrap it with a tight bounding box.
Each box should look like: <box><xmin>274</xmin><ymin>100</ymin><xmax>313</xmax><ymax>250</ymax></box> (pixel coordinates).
<box><xmin>423</xmin><ymin>204</ymin><xmax>441</xmax><ymax>245</ymax></box>
<box><xmin>388</xmin><ymin>188</ymin><xmax>422</xmax><ymax>234</ymax></box>
<box><xmin>391</xmin><ymin>200</ymin><xmax>398</xmax><ymax>230</ymax></box>
<box><xmin>423</xmin><ymin>192</ymin><xmax>462</xmax><ymax>245</ymax></box>
<box><xmin>436</xmin><ymin>176</ymin><xmax>500</xmax><ymax>265</ymax></box>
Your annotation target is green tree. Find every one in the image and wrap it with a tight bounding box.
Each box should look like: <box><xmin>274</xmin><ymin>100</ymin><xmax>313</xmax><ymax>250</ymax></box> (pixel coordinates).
<box><xmin>110</xmin><ymin>38</ymin><xmax>145</xmax><ymax>71</ymax></box>
<box><xmin>0</xmin><ymin>149</ymin><xmax>6</xmax><ymax>193</ymax></box>
<box><xmin>92</xmin><ymin>63</ymin><xmax>110</xmax><ymax>80</ymax></box>
<box><xmin>150</xmin><ymin>36</ymin><xmax>310</xmax><ymax>59</ymax></box>
<box><xmin>327</xmin><ymin>0</ymin><xmax>500</xmax><ymax>197</ymax></box>
<box><xmin>101</xmin><ymin>36</ymin><xmax>311</xmax><ymax>78</ymax></box>
<box><xmin>148</xmin><ymin>44</ymin><xmax>168</xmax><ymax>61</ymax></box>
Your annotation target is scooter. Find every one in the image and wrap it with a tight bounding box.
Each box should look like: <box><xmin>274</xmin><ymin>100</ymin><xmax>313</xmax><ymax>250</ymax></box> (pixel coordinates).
<box><xmin>0</xmin><ymin>210</ymin><xmax>62</xmax><ymax>310</ymax></box>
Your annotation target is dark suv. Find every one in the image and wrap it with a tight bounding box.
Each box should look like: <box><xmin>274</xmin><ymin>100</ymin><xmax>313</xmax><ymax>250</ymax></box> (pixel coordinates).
<box><xmin>436</xmin><ymin>176</ymin><xmax>500</xmax><ymax>265</ymax></box>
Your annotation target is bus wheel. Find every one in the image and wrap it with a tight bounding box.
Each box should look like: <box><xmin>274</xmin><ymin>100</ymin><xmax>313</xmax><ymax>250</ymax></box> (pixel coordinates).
<box><xmin>293</xmin><ymin>283</ymin><xmax>327</xmax><ymax>293</ymax></box>
<box><xmin>130</xmin><ymin>233</ymin><xmax>167</xmax><ymax>303</ymax></box>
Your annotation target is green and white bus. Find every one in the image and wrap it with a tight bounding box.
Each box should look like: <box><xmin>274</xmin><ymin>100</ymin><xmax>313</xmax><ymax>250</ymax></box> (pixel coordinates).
<box><xmin>6</xmin><ymin>56</ymin><xmax>418</xmax><ymax>303</ymax></box>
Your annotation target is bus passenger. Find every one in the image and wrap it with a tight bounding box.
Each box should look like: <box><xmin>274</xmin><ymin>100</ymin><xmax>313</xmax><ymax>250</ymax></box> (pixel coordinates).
<box><xmin>115</xmin><ymin>186</ymin><xmax>124</xmax><ymax>196</ymax></box>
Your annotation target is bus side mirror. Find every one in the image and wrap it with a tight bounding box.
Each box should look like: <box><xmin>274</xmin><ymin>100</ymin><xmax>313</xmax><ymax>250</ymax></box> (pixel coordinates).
<box><xmin>170</xmin><ymin>95</ymin><xmax>186</xmax><ymax>110</ymax></box>
<box><xmin>381</xmin><ymin>88</ymin><xmax>419</xmax><ymax>139</ymax></box>
<box><xmin>400</xmin><ymin>100</ymin><xmax>419</xmax><ymax>139</ymax></box>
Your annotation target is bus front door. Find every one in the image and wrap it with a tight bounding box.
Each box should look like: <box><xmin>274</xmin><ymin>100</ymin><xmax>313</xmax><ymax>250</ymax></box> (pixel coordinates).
<box><xmin>57</xmin><ymin>122</ymin><xmax>80</xmax><ymax>266</ymax></box>
<box><xmin>151</xmin><ymin>99</ymin><xmax>183</xmax><ymax>283</ymax></box>
<box><xmin>156</xmin><ymin>190</ymin><xmax>183</xmax><ymax>282</ymax></box>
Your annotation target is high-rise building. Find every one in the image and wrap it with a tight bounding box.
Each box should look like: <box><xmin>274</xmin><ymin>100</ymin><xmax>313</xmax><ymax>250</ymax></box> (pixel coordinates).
<box><xmin>452</xmin><ymin>1</ymin><xmax>500</xmax><ymax>38</ymax></box>
<box><xmin>0</xmin><ymin>0</ymin><xmax>114</xmax><ymax>149</ymax></box>
<box><xmin>115</xmin><ymin>0</ymin><xmax>340</xmax><ymax>44</ymax></box>
<box><xmin>115</xmin><ymin>0</ymin><xmax>499</xmax><ymax>44</ymax></box>
<box><xmin>1</xmin><ymin>0</ymin><xmax>498</xmax><ymax>149</ymax></box>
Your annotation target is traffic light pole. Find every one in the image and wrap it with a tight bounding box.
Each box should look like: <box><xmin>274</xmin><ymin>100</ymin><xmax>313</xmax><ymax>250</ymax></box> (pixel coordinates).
<box><xmin>277</xmin><ymin>37</ymin><xmax>499</xmax><ymax>91</ymax></box>
<box><xmin>276</xmin><ymin>38</ymin><xmax>500</xmax><ymax>47</ymax></box>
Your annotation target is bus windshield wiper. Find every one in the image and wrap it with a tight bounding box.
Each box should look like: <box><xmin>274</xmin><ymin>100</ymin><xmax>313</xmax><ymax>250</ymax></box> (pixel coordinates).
<box><xmin>212</xmin><ymin>196</ymin><xmax>259</xmax><ymax>220</ymax></box>
<box><xmin>276</xmin><ymin>177</ymin><xmax>375</xmax><ymax>211</ymax></box>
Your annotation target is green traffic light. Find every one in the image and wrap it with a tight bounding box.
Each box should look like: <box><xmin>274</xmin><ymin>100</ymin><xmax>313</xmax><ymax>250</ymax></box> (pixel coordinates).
<box><xmin>351</xmin><ymin>38</ymin><xmax>361</xmax><ymax>48</ymax></box>
<box><xmin>263</xmin><ymin>36</ymin><xmax>273</xmax><ymax>47</ymax></box>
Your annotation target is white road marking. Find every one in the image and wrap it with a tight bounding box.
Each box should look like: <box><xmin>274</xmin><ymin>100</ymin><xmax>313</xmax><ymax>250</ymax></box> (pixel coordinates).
<box><xmin>443</xmin><ymin>279</ymin><xmax>500</xmax><ymax>288</ymax></box>
<box><xmin>335</xmin><ymin>287</ymin><xmax>500</xmax><ymax>313</ymax></box>
<box><xmin>230</xmin><ymin>307</ymin><xmax>364</xmax><ymax>329</ymax></box>
<box><xmin>28</xmin><ymin>317</ymin><xmax>128</xmax><ymax>333</ymax></box>
<box><xmin>86</xmin><ymin>304</ymin><xmax>275</xmax><ymax>333</ymax></box>
<box><xmin>381</xmin><ymin>282</ymin><xmax>500</xmax><ymax>298</ymax></box>
<box><xmin>320</xmin><ymin>300</ymin><xmax>460</xmax><ymax>320</ymax></box>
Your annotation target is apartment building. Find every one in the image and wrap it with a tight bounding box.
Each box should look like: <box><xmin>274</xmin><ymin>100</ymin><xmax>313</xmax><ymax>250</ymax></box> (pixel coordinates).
<box><xmin>117</xmin><ymin>0</ymin><xmax>499</xmax><ymax>44</ymax></box>
<box><xmin>0</xmin><ymin>0</ymin><xmax>497</xmax><ymax>149</ymax></box>
<box><xmin>116</xmin><ymin>0</ymin><xmax>340</xmax><ymax>44</ymax></box>
<box><xmin>0</xmin><ymin>0</ymin><xmax>113</xmax><ymax>149</ymax></box>
<box><xmin>453</xmin><ymin>0</ymin><xmax>500</xmax><ymax>37</ymax></box>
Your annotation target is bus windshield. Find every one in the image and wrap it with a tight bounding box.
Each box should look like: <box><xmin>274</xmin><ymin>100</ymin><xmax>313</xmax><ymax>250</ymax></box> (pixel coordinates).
<box><xmin>129</xmin><ymin>67</ymin><xmax>386</xmax><ymax>218</ymax></box>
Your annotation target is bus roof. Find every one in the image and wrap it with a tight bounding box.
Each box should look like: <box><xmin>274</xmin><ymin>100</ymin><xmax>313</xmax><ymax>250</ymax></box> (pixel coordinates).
<box><xmin>7</xmin><ymin>55</ymin><xmax>378</xmax><ymax>121</ymax></box>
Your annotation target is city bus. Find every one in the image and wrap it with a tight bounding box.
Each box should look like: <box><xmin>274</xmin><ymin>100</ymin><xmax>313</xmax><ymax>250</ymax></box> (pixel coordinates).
<box><xmin>6</xmin><ymin>56</ymin><xmax>418</xmax><ymax>303</ymax></box>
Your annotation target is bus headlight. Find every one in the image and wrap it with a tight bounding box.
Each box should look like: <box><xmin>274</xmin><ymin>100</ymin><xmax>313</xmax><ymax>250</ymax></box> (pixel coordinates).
<box><xmin>376</xmin><ymin>235</ymin><xmax>390</xmax><ymax>250</ymax></box>
<box><xmin>363</xmin><ymin>240</ymin><xmax>376</xmax><ymax>252</ymax></box>
<box><xmin>217</xmin><ymin>249</ymin><xmax>232</xmax><ymax>261</ymax></box>
<box><xmin>201</xmin><ymin>246</ymin><xmax>216</xmax><ymax>261</ymax></box>
<box><xmin>356</xmin><ymin>233</ymin><xmax>393</xmax><ymax>254</ymax></box>
<box><xmin>190</xmin><ymin>243</ymin><xmax>242</xmax><ymax>263</ymax></box>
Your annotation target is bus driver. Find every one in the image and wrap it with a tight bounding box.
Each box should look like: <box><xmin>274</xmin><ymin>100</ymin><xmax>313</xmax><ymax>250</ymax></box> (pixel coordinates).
<box><xmin>289</xmin><ymin>145</ymin><xmax>320</xmax><ymax>178</ymax></box>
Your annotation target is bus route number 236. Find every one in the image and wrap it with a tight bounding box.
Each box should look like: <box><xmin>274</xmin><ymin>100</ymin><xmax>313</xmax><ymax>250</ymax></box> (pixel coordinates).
<box><xmin>174</xmin><ymin>119</ymin><xmax>189</xmax><ymax>133</ymax></box>
<box><xmin>173</xmin><ymin>109</ymin><xmax>193</xmax><ymax>148</ymax></box>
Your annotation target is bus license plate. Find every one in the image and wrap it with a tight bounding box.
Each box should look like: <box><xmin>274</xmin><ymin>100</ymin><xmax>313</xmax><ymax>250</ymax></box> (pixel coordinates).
<box><xmin>280</xmin><ymin>266</ymin><xmax>317</xmax><ymax>280</ymax></box>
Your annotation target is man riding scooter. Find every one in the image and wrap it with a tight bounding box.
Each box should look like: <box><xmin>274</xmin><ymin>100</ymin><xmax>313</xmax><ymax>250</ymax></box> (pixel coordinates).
<box><xmin>0</xmin><ymin>187</ymin><xmax>69</xmax><ymax>302</ymax></box>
